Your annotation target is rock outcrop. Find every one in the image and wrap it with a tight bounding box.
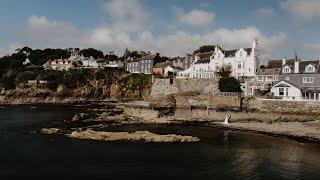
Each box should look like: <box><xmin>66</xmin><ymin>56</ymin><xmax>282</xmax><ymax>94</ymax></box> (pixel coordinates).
<box><xmin>67</xmin><ymin>130</ymin><xmax>200</xmax><ymax>143</ymax></box>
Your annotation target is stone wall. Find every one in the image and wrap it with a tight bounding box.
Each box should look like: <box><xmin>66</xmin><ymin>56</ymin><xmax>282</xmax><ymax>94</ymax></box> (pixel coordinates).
<box><xmin>248</xmin><ymin>99</ymin><xmax>320</xmax><ymax>115</ymax></box>
<box><xmin>150</xmin><ymin>78</ymin><xmax>218</xmax><ymax>98</ymax></box>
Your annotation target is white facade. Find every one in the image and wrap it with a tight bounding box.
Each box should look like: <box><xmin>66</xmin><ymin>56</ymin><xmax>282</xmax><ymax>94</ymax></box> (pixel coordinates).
<box><xmin>105</xmin><ymin>61</ymin><xmax>124</xmax><ymax>68</ymax></box>
<box><xmin>271</xmin><ymin>81</ymin><xmax>302</xmax><ymax>100</ymax></box>
<box><xmin>163</xmin><ymin>66</ymin><xmax>183</xmax><ymax>77</ymax></box>
<box><xmin>178</xmin><ymin>39</ymin><xmax>259</xmax><ymax>79</ymax></box>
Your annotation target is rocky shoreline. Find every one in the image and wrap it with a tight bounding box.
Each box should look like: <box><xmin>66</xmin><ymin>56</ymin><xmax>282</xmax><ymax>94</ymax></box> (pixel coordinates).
<box><xmin>31</xmin><ymin>100</ymin><xmax>320</xmax><ymax>144</ymax></box>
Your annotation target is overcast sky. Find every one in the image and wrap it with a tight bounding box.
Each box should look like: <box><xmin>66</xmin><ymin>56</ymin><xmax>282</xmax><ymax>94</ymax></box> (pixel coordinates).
<box><xmin>1</xmin><ymin>0</ymin><xmax>320</xmax><ymax>61</ymax></box>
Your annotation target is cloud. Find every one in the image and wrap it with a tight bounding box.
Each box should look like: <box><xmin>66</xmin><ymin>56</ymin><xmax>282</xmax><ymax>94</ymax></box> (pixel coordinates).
<box><xmin>281</xmin><ymin>0</ymin><xmax>320</xmax><ymax>21</ymax></box>
<box><xmin>303</xmin><ymin>43</ymin><xmax>320</xmax><ymax>52</ymax></box>
<box><xmin>17</xmin><ymin>14</ymin><xmax>290</xmax><ymax>57</ymax></box>
<box><xmin>23</xmin><ymin>15</ymin><xmax>79</xmax><ymax>44</ymax></box>
<box><xmin>134</xmin><ymin>27</ymin><xmax>290</xmax><ymax>57</ymax></box>
<box><xmin>102</xmin><ymin>0</ymin><xmax>149</xmax><ymax>32</ymax></box>
<box><xmin>254</xmin><ymin>8</ymin><xmax>274</xmax><ymax>18</ymax></box>
<box><xmin>176</xmin><ymin>8</ymin><xmax>215</xmax><ymax>27</ymax></box>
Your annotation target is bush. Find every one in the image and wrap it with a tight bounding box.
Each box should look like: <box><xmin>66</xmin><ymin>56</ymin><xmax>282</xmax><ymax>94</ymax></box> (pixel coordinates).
<box><xmin>15</xmin><ymin>71</ymin><xmax>37</xmax><ymax>84</ymax></box>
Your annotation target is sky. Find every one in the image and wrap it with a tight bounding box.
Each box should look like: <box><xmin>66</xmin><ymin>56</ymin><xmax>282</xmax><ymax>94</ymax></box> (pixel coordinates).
<box><xmin>1</xmin><ymin>0</ymin><xmax>320</xmax><ymax>62</ymax></box>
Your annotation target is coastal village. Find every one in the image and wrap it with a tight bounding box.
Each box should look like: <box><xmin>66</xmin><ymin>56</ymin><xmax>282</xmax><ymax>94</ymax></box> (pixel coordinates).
<box><xmin>12</xmin><ymin>38</ymin><xmax>320</xmax><ymax>102</ymax></box>
<box><xmin>2</xmin><ymin>39</ymin><xmax>320</xmax><ymax>143</ymax></box>
<box><xmin>2</xmin><ymin>1</ymin><xmax>320</xmax><ymax>178</ymax></box>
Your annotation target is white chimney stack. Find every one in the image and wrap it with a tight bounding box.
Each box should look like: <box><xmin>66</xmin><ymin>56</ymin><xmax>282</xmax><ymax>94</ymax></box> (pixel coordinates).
<box><xmin>282</xmin><ymin>58</ymin><xmax>286</xmax><ymax>65</ymax></box>
<box><xmin>294</xmin><ymin>59</ymin><xmax>300</xmax><ymax>73</ymax></box>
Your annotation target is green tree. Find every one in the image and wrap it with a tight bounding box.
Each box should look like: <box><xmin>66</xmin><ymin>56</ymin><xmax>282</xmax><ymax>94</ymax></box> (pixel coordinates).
<box><xmin>15</xmin><ymin>71</ymin><xmax>37</xmax><ymax>84</ymax></box>
<box><xmin>218</xmin><ymin>65</ymin><xmax>241</xmax><ymax>92</ymax></box>
<box><xmin>194</xmin><ymin>45</ymin><xmax>216</xmax><ymax>54</ymax></box>
<box><xmin>80</xmin><ymin>48</ymin><xmax>104</xmax><ymax>59</ymax></box>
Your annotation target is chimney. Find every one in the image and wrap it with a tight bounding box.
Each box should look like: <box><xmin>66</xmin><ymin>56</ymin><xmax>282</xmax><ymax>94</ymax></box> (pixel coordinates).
<box><xmin>252</xmin><ymin>38</ymin><xmax>258</xmax><ymax>49</ymax></box>
<box><xmin>294</xmin><ymin>59</ymin><xmax>300</xmax><ymax>73</ymax></box>
<box><xmin>282</xmin><ymin>58</ymin><xmax>286</xmax><ymax>65</ymax></box>
<box><xmin>215</xmin><ymin>45</ymin><xmax>218</xmax><ymax>53</ymax></box>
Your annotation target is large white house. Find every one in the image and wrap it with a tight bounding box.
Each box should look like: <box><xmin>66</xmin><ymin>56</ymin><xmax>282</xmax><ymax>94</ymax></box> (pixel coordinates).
<box><xmin>178</xmin><ymin>39</ymin><xmax>260</xmax><ymax>79</ymax></box>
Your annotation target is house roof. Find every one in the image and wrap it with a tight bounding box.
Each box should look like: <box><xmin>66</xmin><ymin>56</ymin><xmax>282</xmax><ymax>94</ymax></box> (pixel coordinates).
<box><xmin>267</xmin><ymin>59</ymin><xmax>295</xmax><ymax>68</ymax></box>
<box><xmin>299</xmin><ymin>60</ymin><xmax>319</xmax><ymax>73</ymax></box>
<box><xmin>256</xmin><ymin>68</ymin><xmax>281</xmax><ymax>75</ymax></box>
<box><xmin>281</xmin><ymin>59</ymin><xmax>320</xmax><ymax>74</ymax></box>
<box><xmin>138</xmin><ymin>54</ymin><xmax>156</xmax><ymax>60</ymax></box>
<box><xmin>267</xmin><ymin>60</ymin><xmax>282</xmax><ymax>68</ymax></box>
<box><xmin>223</xmin><ymin>50</ymin><xmax>237</xmax><ymax>57</ymax></box>
<box><xmin>274</xmin><ymin>80</ymin><xmax>300</xmax><ymax>89</ymax></box>
<box><xmin>153</xmin><ymin>62</ymin><xmax>169</xmax><ymax>68</ymax></box>
<box><xmin>220</xmin><ymin>48</ymin><xmax>252</xmax><ymax>57</ymax></box>
<box><xmin>301</xmin><ymin>87</ymin><xmax>320</xmax><ymax>93</ymax></box>
<box><xmin>195</xmin><ymin>58</ymin><xmax>210</xmax><ymax>64</ymax></box>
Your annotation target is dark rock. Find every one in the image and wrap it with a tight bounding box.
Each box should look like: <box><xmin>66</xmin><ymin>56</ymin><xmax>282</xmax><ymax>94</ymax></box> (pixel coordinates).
<box><xmin>72</xmin><ymin>113</ymin><xmax>90</xmax><ymax>122</ymax></box>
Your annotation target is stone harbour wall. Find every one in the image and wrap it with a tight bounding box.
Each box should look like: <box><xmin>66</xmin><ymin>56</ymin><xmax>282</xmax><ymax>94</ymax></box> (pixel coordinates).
<box><xmin>150</xmin><ymin>78</ymin><xmax>218</xmax><ymax>98</ymax></box>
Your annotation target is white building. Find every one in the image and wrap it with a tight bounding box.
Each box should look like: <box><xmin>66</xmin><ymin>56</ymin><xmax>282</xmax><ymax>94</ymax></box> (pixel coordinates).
<box><xmin>178</xmin><ymin>39</ymin><xmax>260</xmax><ymax>79</ymax></box>
<box><xmin>271</xmin><ymin>81</ymin><xmax>302</xmax><ymax>100</ymax></box>
<box><xmin>105</xmin><ymin>61</ymin><xmax>124</xmax><ymax>68</ymax></box>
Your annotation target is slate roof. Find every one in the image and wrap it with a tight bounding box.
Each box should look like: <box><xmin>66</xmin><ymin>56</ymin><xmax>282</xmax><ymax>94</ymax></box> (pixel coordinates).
<box><xmin>223</xmin><ymin>50</ymin><xmax>237</xmax><ymax>57</ymax></box>
<box><xmin>221</xmin><ymin>48</ymin><xmax>252</xmax><ymax>57</ymax></box>
<box><xmin>256</xmin><ymin>68</ymin><xmax>281</xmax><ymax>75</ymax></box>
<box><xmin>282</xmin><ymin>60</ymin><xmax>320</xmax><ymax>74</ymax></box>
<box><xmin>299</xmin><ymin>60</ymin><xmax>319</xmax><ymax>73</ymax></box>
<box><xmin>274</xmin><ymin>80</ymin><xmax>299</xmax><ymax>88</ymax></box>
<box><xmin>267</xmin><ymin>60</ymin><xmax>282</xmax><ymax>68</ymax></box>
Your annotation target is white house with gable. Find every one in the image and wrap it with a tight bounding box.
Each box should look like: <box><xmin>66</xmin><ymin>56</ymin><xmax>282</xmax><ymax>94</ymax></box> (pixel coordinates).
<box><xmin>178</xmin><ymin>39</ymin><xmax>260</xmax><ymax>79</ymax></box>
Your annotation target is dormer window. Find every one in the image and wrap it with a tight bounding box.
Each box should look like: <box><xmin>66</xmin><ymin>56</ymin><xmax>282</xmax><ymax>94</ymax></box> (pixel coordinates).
<box><xmin>305</xmin><ymin>64</ymin><xmax>315</xmax><ymax>73</ymax></box>
<box><xmin>283</xmin><ymin>66</ymin><xmax>291</xmax><ymax>73</ymax></box>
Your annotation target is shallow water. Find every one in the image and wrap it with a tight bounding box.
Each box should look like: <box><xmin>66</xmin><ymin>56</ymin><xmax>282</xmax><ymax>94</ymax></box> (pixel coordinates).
<box><xmin>0</xmin><ymin>105</ymin><xmax>320</xmax><ymax>179</ymax></box>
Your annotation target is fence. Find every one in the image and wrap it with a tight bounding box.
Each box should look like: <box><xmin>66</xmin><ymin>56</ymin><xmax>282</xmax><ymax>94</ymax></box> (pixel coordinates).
<box><xmin>214</xmin><ymin>92</ymin><xmax>244</xmax><ymax>97</ymax></box>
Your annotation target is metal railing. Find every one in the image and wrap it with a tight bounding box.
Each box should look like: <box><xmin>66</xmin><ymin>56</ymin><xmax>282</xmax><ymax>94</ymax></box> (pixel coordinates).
<box><xmin>215</xmin><ymin>92</ymin><xmax>244</xmax><ymax>97</ymax></box>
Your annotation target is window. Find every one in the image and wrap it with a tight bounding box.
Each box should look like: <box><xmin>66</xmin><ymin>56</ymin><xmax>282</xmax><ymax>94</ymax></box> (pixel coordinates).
<box><xmin>238</xmin><ymin>62</ymin><xmax>242</xmax><ymax>69</ymax></box>
<box><xmin>266</xmin><ymin>76</ymin><xmax>273</xmax><ymax>81</ymax></box>
<box><xmin>283</xmin><ymin>66</ymin><xmax>291</xmax><ymax>73</ymax></box>
<box><xmin>240</xmin><ymin>52</ymin><xmax>243</xmax><ymax>57</ymax></box>
<box><xmin>285</xmin><ymin>77</ymin><xmax>290</xmax><ymax>81</ymax></box>
<box><xmin>306</xmin><ymin>65</ymin><xmax>315</xmax><ymax>72</ymax></box>
<box><xmin>279</xmin><ymin>88</ymin><xmax>284</xmax><ymax>96</ymax></box>
<box><xmin>303</xmin><ymin>77</ymin><xmax>315</xmax><ymax>83</ymax></box>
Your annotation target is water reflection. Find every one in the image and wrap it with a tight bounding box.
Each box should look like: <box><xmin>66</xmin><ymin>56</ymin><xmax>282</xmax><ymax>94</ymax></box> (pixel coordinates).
<box><xmin>0</xmin><ymin>106</ymin><xmax>320</xmax><ymax>179</ymax></box>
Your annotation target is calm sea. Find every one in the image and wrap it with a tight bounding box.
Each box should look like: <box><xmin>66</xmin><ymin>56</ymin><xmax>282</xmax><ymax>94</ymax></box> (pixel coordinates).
<box><xmin>0</xmin><ymin>105</ymin><xmax>319</xmax><ymax>179</ymax></box>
